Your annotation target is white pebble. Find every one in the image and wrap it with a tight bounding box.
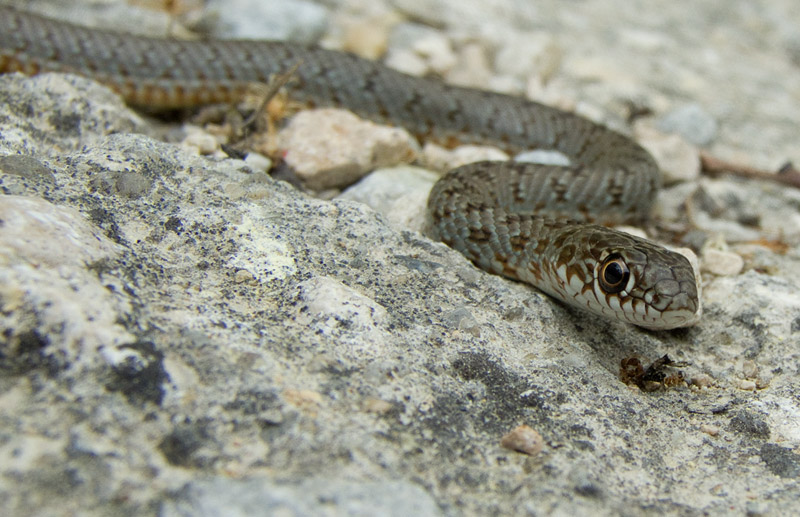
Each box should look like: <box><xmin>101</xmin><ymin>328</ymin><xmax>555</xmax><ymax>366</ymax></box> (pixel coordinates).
<box><xmin>738</xmin><ymin>379</ymin><xmax>757</xmax><ymax>391</ymax></box>
<box><xmin>279</xmin><ymin>109</ymin><xmax>418</xmax><ymax>190</ymax></box>
<box><xmin>181</xmin><ymin>126</ymin><xmax>221</xmax><ymax>155</ymax></box>
<box><xmin>636</xmin><ymin>124</ymin><xmax>701</xmax><ymax>184</ymax></box>
<box><xmin>701</xmin><ymin>249</ymin><xmax>744</xmax><ymax>276</ymax></box>
<box><xmin>421</xmin><ymin>143</ymin><xmax>508</xmax><ymax>172</ymax></box>
<box><xmin>243</xmin><ymin>152</ymin><xmax>272</xmax><ymax>173</ymax></box>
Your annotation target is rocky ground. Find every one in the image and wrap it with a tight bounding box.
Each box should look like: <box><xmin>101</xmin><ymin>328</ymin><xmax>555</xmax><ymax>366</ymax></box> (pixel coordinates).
<box><xmin>1</xmin><ymin>0</ymin><xmax>800</xmax><ymax>515</ymax></box>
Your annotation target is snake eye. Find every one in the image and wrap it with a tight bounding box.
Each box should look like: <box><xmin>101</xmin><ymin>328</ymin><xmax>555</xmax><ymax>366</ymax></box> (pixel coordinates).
<box><xmin>599</xmin><ymin>254</ymin><xmax>630</xmax><ymax>294</ymax></box>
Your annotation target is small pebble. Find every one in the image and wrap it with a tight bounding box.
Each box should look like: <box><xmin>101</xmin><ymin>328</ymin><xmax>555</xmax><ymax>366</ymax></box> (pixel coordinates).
<box><xmin>411</xmin><ymin>32</ymin><xmax>458</xmax><ymax>75</ymax></box>
<box><xmin>443</xmin><ymin>307</ymin><xmax>480</xmax><ymax>336</ymax></box>
<box><xmin>493</xmin><ymin>32</ymin><xmax>561</xmax><ymax>82</ymax></box>
<box><xmin>279</xmin><ymin>109</ymin><xmax>418</xmax><ymax>190</ymax></box>
<box><xmin>745</xmin><ymin>502</ymin><xmax>771</xmax><ymax>517</ymax></box>
<box><xmin>742</xmin><ymin>360</ymin><xmax>758</xmax><ymax>379</ymax></box>
<box><xmin>701</xmin><ymin>248</ymin><xmax>744</xmax><ymax>276</ymax></box>
<box><xmin>363</xmin><ymin>397</ymin><xmax>395</xmax><ymax>414</ymax></box>
<box><xmin>636</xmin><ymin>124</ymin><xmax>701</xmax><ymax>184</ymax></box>
<box><xmin>614</xmin><ymin>225</ymin><xmax>649</xmax><ymax>240</ymax></box>
<box><xmin>181</xmin><ymin>126</ymin><xmax>221</xmax><ymax>155</ymax></box>
<box><xmin>656</xmin><ymin>103</ymin><xmax>719</xmax><ymax>146</ymax></box>
<box><xmin>700</xmin><ymin>424</ymin><xmax>720</xmax><ymax>436</ymax></box>
<box><xmin>755</xmin><ymin>376</ymin><xmax>771</xmax><ymax>390</ymax></box>
<box><xmin>690</xmin><ymin>373</ymin><xmax>715</xmax><ymax>388</ymax></box>
<box><xmin>337</xmin><ymin>165</ymin><xmax>436</xmax><ymax>232</ymax></box>
<box><xmin>500</xmin><ymin>425</ymin><xmax>544</xmax><ymax>456</ymax></box>
<box><xmin>738</xmin><ymin>379</ymin><xmax>757</xmax><ymax>391</ymax></box>
<box><xmin>386</xmin><ymin>23</ymin><xmax>455</xmax><ymax>76</ymax></box>
<box><xmin>243</xmin><ymin>152</ymin><xmax>272</xmax><ymax>173</ymax></box>
<box><xmin>709</xmin><ymin>483</ymin><xmax>727</xmax><ymax>496</ymax></box>
<box><xmin>384</xmin><ymin>49</ymin><xmax>429</xmax><ymax>76</ymax></box>
<box><xmin>516</xmin><ymin>149</ymin><xmax>571</xmax><ymax>167</ymax></box>
<box><xmin>208</xmin><ymin>0</ymin><xmax>328</xmax><ymax>43</ymax></box>
<box><xmin>234</xmin><ymin>269</ymin><xmax>255</xmax><ymax>283</ymax></box>
<box><xmin>340</xmin><ymin>15</ymin><xmax>396</xmax><ymax>60</ymax></box>
<box><xmin>446</xmin><ymin>42</ymin><xmax>492</xmax><ymax>89</ymax></box>
<box><xmin>421</xmin><ymin>143</ymin><xmax>508</xmax><ymax>172</ymax></box>
<box><xmin>0</xmin><ymin>155</ymin><xmax>55</xmax><ymax>182</ymax></box>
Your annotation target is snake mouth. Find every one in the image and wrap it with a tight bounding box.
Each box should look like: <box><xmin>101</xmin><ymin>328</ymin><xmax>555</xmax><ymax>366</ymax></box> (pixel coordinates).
<box><xmin>633</xmin><ymin>305</ymin><xmax>703</xmax><ymax>330</ymax></box>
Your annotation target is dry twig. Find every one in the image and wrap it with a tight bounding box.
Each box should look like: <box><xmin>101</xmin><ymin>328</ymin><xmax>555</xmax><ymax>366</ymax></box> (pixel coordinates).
<box><xmin>700</xmin><ymin>151</ymin><xmax>800</xmax><ymax>189</ymax></box>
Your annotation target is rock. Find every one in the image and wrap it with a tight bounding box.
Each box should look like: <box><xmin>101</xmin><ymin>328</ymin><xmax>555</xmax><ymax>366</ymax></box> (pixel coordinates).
<box><xmin>690</xmin><ymin>373</ymin><xmax>715</xmax><ymax>389</ymax></box>
<box><xmin>701</xmin><ymin>249</ymin><xmax>745</xmax><ymax>276</ymax></box>
<box><xmin>388</xmin><ymin>23</ymin><xmax>458</xmax><ymax>75</ymax></box>
<box><xmin>500</xmin><ymin>424</ymin><xmax>545</xmax><ymax>456</ymax></box>
<box><xmin>278</xmin><ymin>108</ymin><xmax>418</xmax><ymax>190</ymax></box>
<box><xmin>689</xmin><ymin>178</ymin><xmax>800</xmax><ymax>244</ymax></box>
<box><xmin>738</xmin><ymin>379</ymin><xmax>757</xmax><ymax>391</ymax></box>
<box><xmin>445</xmin><ymin>42</ymin><xmax>494</xmax><ymax>89</ymax></box>
<box><xmin>515</xmin><ymin>149</ymin><xmax>572</xmax><ymax>167</ymax></box>
<box><xmin>636</xmin><ymin>124</ymin><xmax>701</xmax><ymax>184</ymax></box>
<box><xmin>390</xmin><ymin>0</ymin><xmax>538</xmax><ymax>30</ymax></box>
<box><xmin>243</xmin><ymin>152</ymin><xmax>272</xmax><ymax>173</ymax></box>
<box><xmin>338</xmin><ymin>12</ymin><xmax>400</xmax><ymax>60</ymax></box>
<box><xmin>297</xmin><ymin>275</ymin><xmax>389</xmax><ymax>334</ymax></box>
<box><xmin>652</xmin><ymin>181</ymin><xmax>698</xmax><ymax>226</ymax></box>
<box><xmin>161</xmin><ymin>477</ymin><xmax>443</xmax><ymax>517</ymax></box>
<box><xmin>206</xmin><ymin>0</ymin><xmax>329</xmax><ymax>43</ymax></box>
<box><xmin>383</xmin><ymin>48</ymin><xmax>430</xmax><ymax>77</ymax></box>
<box><xmin>180</xmin><ymin>125</ymin><xmax>222</xmax><ymax>156</ymax></box>
<box><xmin>0</xmin><ymin>73</ymin><xmax>145</xmax><ymax>155</ymax></box>
<box><xmin>337</xmin><ymin>166</ymin><xmax>437</xmax><ymax>232</ymax></box>
<box><xmin>385</xmin><ymin>23</ymin><xmax>457</xmax><ymax>76</ymax></box>
<box><xmin>421</xmin><ymin>143</ymin><xmax>509</xmax><ymax>172</ymax></box>
<box><xmin>493</xmin><ymin>32</ymin><xmax>562</xmax><ymax>82</ymax></box>
<box><xmin>31</xmin><ymin>2</ymin><xmax>179</xmax><ymax>38</ymax></box>
<box><xmin>656</xmin><ymin>103</ymin><xmax>719</xmax><ymax>146</ymax></box>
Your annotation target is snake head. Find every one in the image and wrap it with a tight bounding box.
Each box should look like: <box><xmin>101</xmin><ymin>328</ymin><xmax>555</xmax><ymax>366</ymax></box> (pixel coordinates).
<box><xmin>549</xmin><ymin>226</ymin><xmax>702</xmax><ymax>330</ymax></box>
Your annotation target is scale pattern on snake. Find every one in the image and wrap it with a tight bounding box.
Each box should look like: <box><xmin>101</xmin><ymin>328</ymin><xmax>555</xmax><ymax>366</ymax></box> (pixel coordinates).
<box><xmin>0</xmin><ymin>7</ymin><xmax>701</xmax><ymax>329</ymax></box>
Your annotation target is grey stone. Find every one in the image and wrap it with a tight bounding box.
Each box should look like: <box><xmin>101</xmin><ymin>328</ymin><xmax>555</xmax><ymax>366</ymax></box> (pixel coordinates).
<box><xmin>0</xmin><ymin>155</ymin><xmax>55</xmax><ymax>183</ymax></box>
<box><xmin>759</xmin><ymin>444</ymin><xmax>800</xmax><ymax>479</ymax></box>
<box><xmin>657</xmin><ymin>103</ymin><xmax>719</xmax><ymax>146</ymax></box>
<box><xmin>206</xmin><ymin>0</ymin><xmax>329</xmax><ymax>43</ymax></box>
<box><xmin>161</xmin><ymin>477</ymin><xmax>442</xmax><ymax>517</ymax></box>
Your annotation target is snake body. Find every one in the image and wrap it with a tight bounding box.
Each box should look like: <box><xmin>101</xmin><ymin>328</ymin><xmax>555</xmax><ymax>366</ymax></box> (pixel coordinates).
<box><xmin>0</xmin><ymin>7</ymin><xmax>701</xmax><ymax>329</ymax></box>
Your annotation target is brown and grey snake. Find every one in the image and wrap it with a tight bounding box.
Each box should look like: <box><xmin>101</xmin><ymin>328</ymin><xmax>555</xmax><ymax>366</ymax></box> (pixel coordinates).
<box><xmin>0</xmin><ymin>6</ymin><xmax>701</xmax><ymax>329</ymax></box>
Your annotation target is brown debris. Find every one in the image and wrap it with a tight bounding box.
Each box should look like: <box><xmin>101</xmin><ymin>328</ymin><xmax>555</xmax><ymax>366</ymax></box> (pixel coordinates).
<box><xmin>620</xmin><ymin>354</ymin><xmax>688</xmax><ymax>392</ymax></box>
<box><xmin>500</xmin><ymin>424</ymin><xmax>544</xmax><ymax>456</ymax></box>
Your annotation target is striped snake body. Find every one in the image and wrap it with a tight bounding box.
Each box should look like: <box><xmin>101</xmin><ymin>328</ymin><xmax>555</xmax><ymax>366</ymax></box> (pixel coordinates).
<box><xmin>0</xmin><ymin>7</ymin><xmax>701</xmax><ymax>329</ymax></box>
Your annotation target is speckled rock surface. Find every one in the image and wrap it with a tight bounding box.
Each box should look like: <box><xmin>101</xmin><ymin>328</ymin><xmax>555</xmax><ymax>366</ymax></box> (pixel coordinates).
<box><xmin>2</xmin><ymin>1</ymin><xmax>800</xmax><ymax>516</ymax></box>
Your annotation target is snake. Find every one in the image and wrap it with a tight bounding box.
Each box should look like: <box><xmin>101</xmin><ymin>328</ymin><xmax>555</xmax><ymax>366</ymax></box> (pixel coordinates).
<box><xmin>0</xmin><ymin>6</ymin><xmax>701</xmax><ymax>329</ymax></box>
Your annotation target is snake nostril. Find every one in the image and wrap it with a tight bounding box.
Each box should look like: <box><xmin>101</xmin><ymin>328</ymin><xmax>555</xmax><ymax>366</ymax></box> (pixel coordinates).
<box><xmin>599</xmin><ymin>254</ymin><xmax>630</xmax><ymax>294</ymax></box>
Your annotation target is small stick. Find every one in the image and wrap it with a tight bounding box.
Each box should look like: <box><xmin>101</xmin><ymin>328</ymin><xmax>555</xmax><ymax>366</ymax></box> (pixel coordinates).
<box><xmin>241</xmin><ymin>61</ymin><xmax>302</xmax><ymax>132</ymax></box>
<box><xmin>700</xmin><ymin>151</ymin><xmax>800</xmax><ymax>189</ymax></box>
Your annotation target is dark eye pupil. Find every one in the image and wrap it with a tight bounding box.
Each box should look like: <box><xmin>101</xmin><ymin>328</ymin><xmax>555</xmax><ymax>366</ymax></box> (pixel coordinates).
<box><xmin>604</xmin><ymin>262</ymin><xmax>624</xmax><ymax>285</ymax></box>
